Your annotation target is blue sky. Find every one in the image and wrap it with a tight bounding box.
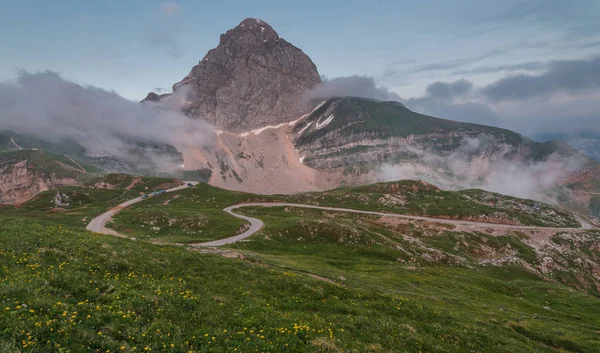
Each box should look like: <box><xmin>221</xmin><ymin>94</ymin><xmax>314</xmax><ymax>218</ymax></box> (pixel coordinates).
<box><xmin>1</xmin><ymin>0</ymin><xmax>598</xmax><ymax>101</ymax></box>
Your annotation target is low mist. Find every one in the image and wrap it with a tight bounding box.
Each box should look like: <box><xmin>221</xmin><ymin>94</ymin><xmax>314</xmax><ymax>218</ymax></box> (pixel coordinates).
<box><xmin>0</xmin><ymin>71</ymin><xmax>214</xmax><ymax>173</ymax></box>
<box><xmin>303</xmin><ymin>75</ymin><xmax>402</xmax><ymax>103</ymax></box>
<box><xmin>377</xmin><ymin>136</ymin><xmax>585</xmax><ymax>203</ymax></box>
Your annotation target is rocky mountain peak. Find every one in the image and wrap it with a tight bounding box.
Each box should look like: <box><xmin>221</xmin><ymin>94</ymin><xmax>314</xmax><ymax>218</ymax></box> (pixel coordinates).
<box><xmin>218</xmin><ymin>18</ymin><xmax>280</xmax><ymax>47</ymax></box>
<box><xmin>148</xmin><ymin>18</ymin><xmax>322</xmax><ymax>133</ymax></box>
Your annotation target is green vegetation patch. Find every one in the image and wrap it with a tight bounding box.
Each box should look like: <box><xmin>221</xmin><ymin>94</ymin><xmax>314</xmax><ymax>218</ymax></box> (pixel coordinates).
<box><xmin>26</xmin><ymin>186</ymin><xmax>133</xmax><ymax>210</ymax></box>
<box><xmin>0</xmin><ymin>175</ymin><xmax>181</xmax><ymax>231</ymax></box>
<box><xmin>109</xmin><ymin>184</ymin><xmax>258</xmax><ymax>243</ymax></box>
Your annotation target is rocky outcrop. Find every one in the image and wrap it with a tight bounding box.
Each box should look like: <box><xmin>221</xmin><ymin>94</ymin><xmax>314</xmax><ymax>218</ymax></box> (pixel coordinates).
<box><xmin>0</xmin><ymin>159</ymin><xmax>80</xmax><ymax>204</ymax></box>
<box><xmin>146</xmin><ymin>18</ymin><xmax>322</xmax><ymax>132</ymax></box>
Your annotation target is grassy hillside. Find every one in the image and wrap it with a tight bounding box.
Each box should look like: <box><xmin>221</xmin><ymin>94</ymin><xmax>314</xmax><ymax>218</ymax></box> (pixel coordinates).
<box><xmin>0</xmin><ymin>149</ymin><xmax>108</xmax><ymax>204</ymax></box>
<box><xmin>0</xmin><ymin>149</ymin><xmax>102</xmax><ymax>179</ymax></box>
<box><xmin>232</xmin><ymin>205</ymin><xmax>600</xmax><ymax>293</ymax></box>
<box><xmin>20</xmin><ymin>174</ymin><xmax>178</xmax><ymax>208</ymax></box>
<box><xmin>25</xmin><ymin>174</ymin><xmax>180</xmax><ymax>211</ymax></box>
<box><xmin>1</xmin><ymin>185</ymin><xmax>600</xmax><ymax>352</ymax></box>
<box><xmin>27</xmin><ymin>186</ymin><xmax>135</xmax><ymax>209</ymax></box>
<box><xmin>84</xmin><ymin>173</ymin><xmax>181</xmax><ymax>193</ymax></box>
<box><xmin>228</xmin><ymin>207</ymin><xmax>600</xmax><ymax>351</ymax></box>
<box><xmin>0</xmin><ymin>131</ymin><xmax>87</xmax><ymax>157</ymax></box>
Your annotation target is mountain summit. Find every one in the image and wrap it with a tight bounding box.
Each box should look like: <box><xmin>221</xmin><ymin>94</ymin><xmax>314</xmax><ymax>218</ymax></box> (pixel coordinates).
<box><xmin>149</xmin><ymin>18</ymin><xmax>322</xmax><ymax>132</ymax></box>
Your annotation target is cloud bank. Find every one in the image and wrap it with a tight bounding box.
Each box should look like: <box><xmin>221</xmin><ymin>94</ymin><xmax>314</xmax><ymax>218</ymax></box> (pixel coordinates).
<box><xmin>377</xmin><ymin>136</ymin><xmax>584</xmax><ymax>203</ymax></box>
<box><xmin>426</xmin><ymin>79</ymin><xmax>473</xmax><ymax>100</ymax></box>
<box><xmin>481</xmin><ymin>56</ymin><xmax>600</xmax><ymax>101</ymax></box>
<box><xmin>0</xmin><ymin>71</ymin><xmax>214</xmax><ymax>173</ymax></box>
<box><xmin>304</xmin><ymin>75</ymin><xmax>402</xmax><ymax>103</ymax></box>
<box><xmin>406</xmin><ymin>56</ymin><xmax>600</xmax><ymax>137</ymax></box>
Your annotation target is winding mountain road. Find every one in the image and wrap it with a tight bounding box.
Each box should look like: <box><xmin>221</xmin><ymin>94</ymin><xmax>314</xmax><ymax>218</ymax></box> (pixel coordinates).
<box><xmin>86</xmin><ymin>184</ymin><xmax>594</xmax><ymax>247</ymax></box>
<box><xmin>85</xmin><ymin>182</ymin><xmax>198</xmax><ymax>238</ymax></box>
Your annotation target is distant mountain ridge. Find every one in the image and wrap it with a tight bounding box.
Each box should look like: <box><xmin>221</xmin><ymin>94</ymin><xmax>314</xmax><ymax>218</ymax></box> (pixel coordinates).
<box><xmin>292</xmin><ymin>97</ymin><xmax>529</xmax><ymax>169</ymax></box>
<box><xmin>534</xmin><ymin>132</ymin><xmax>600</xmax><ymax>161</ymax></box>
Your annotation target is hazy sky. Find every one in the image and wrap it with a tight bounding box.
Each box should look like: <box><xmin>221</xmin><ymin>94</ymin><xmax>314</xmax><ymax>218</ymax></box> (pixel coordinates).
<box><xmin>1</xmin><ymin>0</ymin><xmax>598</xmax><ymax>101</ymax></box>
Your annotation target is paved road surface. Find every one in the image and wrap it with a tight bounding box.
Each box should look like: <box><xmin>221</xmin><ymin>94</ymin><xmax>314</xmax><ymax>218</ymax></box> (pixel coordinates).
<box><xmin>87</xmin><ymin>191</ymin><xmax>594</xmax><ymax>247</ymax></box>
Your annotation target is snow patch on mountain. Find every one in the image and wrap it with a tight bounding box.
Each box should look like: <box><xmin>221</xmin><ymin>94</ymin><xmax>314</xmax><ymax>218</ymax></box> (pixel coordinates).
<box><xmin>297</xmin><ymin>122</ymin><xmax>313</xmax><ymax>135</ymax></box>
<box><xmin>316</xmin><ymin>115</ymin><xmax>335</xmax><ymax>130</ymax></box>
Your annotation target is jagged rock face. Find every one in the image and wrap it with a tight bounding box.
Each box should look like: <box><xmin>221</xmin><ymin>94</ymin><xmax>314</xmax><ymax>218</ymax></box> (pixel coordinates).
<box><xmin>0</xmin><ymin>149</ymin><xmax>94</xmax><ymax>204</ymax></box>
<box><xmin>169</xmin><ymin>18</ymin><xmax>321</xmax><ymax>132</ymax></box>
<box><xmin>0</xmin><ymin>160</ymin><xmax>79</xmax><ymax>204</ymax></box>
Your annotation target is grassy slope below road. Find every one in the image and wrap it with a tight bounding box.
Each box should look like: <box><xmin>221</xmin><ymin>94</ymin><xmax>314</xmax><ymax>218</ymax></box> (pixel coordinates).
<box><xmin>229</xmin><ymin>206</ymin><xmax>600</xmax><ymax>350</ymax></box>
<box><xmin>231</xmin><ymin>206</ymin><xmax>540</xmax><ymax>267</ymax></box>
<box><xmin>1</xmin><ymin>214</ymin><xmax>600</xmax><ymax>352</ymax></box>
<box><xmin>108</xmin><ymin>184</ymin><xmax>254</xmax><ymax>243</ymax></box>
<box><xmin>231</xmin><ymin>206</ymin><xmax>592</xmax><ymax>292</ymax></box>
